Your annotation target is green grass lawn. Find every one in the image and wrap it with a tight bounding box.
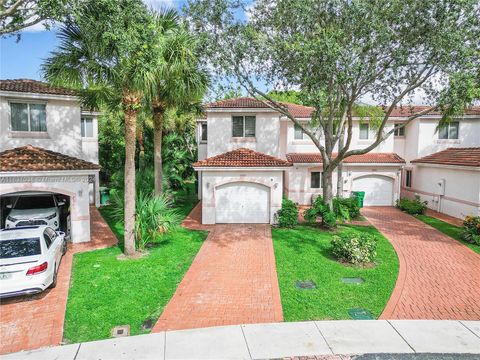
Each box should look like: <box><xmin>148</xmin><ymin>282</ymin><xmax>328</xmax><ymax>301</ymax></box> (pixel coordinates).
<box><xmin>63</xmin><ymin>185</ymin><xmax>207</xmax><ymax>343</ymax></box>
<box><xmin>272</xmin><ymin>225</ymin><xmax>399</xmax><ymax>321</ymax></box>
<box><xmin>416</xmin><ymin>215</ymin><xmax>480</xmax><ymax>255</ymax></box>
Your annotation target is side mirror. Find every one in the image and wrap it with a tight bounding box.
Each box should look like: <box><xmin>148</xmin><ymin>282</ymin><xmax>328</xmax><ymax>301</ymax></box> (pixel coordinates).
<box><xmin>58</xmin><ymin>201</ymin><xmax>65</xmax><ymax>206</ymax></box>
<box><xmin>6</xmin><ymin>204</ymin><xmax>12</xmax><ymax>209</ymax></box>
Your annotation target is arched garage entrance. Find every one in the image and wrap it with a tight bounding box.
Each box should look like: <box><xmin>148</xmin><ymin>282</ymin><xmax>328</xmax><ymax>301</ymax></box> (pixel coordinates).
<box><xmin>352</xmin><ymin>175</ymin><xmax>394</xmax><ymax>206</ymax></box>
<box><xmin>215</xmin><ymin>182</ymin><xmax>270</xmax><ymax>223</ymax></box>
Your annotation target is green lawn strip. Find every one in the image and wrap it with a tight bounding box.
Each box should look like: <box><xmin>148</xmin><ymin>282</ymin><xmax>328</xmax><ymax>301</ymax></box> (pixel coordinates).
<box><xmin>64</xmin><ymin>185</ymin><xmax>206</xmax><ymax>343</ymax></box>
<box><xmin>416</xmin><ymin>215</ymin><xmax>480</xmax><ymax>255</ymax></box>
<box><xmin>272</xmin><ymin>225</ymin><xmax>399</xmax><ymax>321</ymax></box>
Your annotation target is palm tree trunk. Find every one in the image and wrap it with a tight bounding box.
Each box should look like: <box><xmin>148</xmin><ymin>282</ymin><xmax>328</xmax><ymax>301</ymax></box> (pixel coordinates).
<box><xmin>123</xmin><ymin>92</ymin><xmax>140</xmax><ymax>256</ymax></box>
<box><xmin>137</xmin><ymin>124</ymin><xmax>145</xmax><ymax>171</ymax></box>
<box><xmin>153</xmin><ymin>100</ymin><xmax>165</xmax><ymax>196</ymax></box>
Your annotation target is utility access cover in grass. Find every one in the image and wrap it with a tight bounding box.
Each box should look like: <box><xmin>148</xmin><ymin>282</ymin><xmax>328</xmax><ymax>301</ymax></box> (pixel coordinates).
<box><xmin>341</xmin><ymin>277</ymin><xmax>365</xmax><ymax>284</ymax></box>
<box><xmin>348</xmin><ymin>308</ymin><xmax>374</xmax><ymax>320</ymax></box>
<box><xmin>295</xmin><ymin>280</ymin><xmax>317</xmax><ymax>290</ymax></box>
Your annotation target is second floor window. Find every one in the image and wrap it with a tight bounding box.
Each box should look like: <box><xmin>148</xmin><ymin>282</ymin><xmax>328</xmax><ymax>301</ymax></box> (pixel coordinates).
<box><xmin>81</xmin><ymin>117</ymin><xmax>94</xmax><ymax>137</ymax></box>
<box><xmin>359</xmin><ymin>123</ymin><xmax>369</xmax><ymax>139</ymax></box>
<box><xmin>294</xmin><ymin>124</ymin><xmax>305</xmax><ymax>140</ymax></box>
<box><xmin>10</xmin><ymin>102</ymin><xmax>47</xmax><ymax>132</ymax></box>
<box><xmin>201</xmin><ymin>123</ymin><xmax>208</xmax><ymax>142</ymax></box>
<box><xmin>438</xmin><ymin>121</ymin><xmax>459</xmax><ymax>139</ymax></box>
<box><xmin>394</xmin><ymin>123</ymin><xmax>405</xmax><ymax>137</ymax></box>
<box><xmin>232</xmin><ymin>115</ymin><xmax>256</xmax><ymax>137</ymax></box>
<box><xmin>311</xmin><ymin>171</ymin><xmax>322</xmax><ymax>188</ymax></box>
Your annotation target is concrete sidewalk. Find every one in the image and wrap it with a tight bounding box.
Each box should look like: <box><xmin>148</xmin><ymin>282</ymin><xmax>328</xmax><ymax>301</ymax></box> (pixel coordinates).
<box><xmin>2</xmin><ymin>320</ymin><xmax>479</xmax><ymax>360</ymax></box>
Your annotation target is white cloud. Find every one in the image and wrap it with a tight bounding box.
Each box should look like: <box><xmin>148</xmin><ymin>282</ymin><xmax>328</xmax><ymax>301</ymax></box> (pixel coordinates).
<box><xmin>142</xmin><ymin>0</ymin><xmax>175</xmax><ymax>10</ymax></box>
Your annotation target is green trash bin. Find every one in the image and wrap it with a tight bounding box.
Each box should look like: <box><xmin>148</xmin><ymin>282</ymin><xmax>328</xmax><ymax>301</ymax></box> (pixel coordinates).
<box><xmin>99</xmin><ymin>187</ymin><xmax>110</xmax><ymax>205</ymax></box>
<box><xmin>351</xmin><ymin>191</ymin><xmax>366</xmax><ymax>208</ymax></box>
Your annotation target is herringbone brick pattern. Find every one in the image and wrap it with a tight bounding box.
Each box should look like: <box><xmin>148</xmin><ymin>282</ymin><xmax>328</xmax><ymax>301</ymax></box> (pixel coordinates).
<box><xmin>363</xmin><ymin>207</ymin><xmax>480</xmax><ymax>320</ymax></box>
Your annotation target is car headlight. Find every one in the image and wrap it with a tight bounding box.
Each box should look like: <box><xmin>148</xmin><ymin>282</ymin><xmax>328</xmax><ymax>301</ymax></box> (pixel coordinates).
<box><xmin>45</xmin><ymin>213</ymin><xmax>57</xmax><ymax>220</ymax></box>
<box><xmin>6</xmin><ymin>215</ymin><xmax>17</xmax><ymax>222</ymax></box>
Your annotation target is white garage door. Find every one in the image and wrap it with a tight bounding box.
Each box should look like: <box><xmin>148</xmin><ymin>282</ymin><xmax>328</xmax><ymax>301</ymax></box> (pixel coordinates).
<box><xmin>352</xmin><ymin>175</ymin><xmax>394</xmax><ymax>206</ymax></box>
<box><xmin>215</xmin><ymin>182</ymin><xmax>270</xmax><ymax>223</ymax></box>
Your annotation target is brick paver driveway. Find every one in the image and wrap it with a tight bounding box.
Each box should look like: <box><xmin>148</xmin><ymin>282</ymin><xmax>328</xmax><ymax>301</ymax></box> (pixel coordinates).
<box><xmin>152</xmin><ymin>224</ymin><xmax>283</xmax><ymax>332</ymax></box>
<box><xmin>0</xmin><ymin>207</ymin><xmax>117</xmax><ymax>355</ymax></box>
<box><xmin>363</xmin><ymin>207</ymin><xmax>480</xmax><ymax>320</ymax></box>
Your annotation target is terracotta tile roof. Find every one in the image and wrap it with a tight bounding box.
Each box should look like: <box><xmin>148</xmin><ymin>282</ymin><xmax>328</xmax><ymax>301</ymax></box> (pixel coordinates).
<box><xmin>387</xmin><ymin>105</ymin><xmax>480</xmax><ymax>117</ymax></box>
<box><xmin>0</xmin><ymin>145</ymin><xmax>100</xmax><ymax>172</ymax></box>
<box><xmin>0</xmin><ymin>79</ymin><xmax>77</xmax><ymax>96</ymax></box>
<box><xmin>411</xmin><ymin>147</ymin><xmax>480</xmax><ymax>167</ymax></box>
<box><xmin>193</xmin><ymin>148</ymin><xmax>292</xmax><ymax>168</ymax></box>
<box><xmin>286</xmin><ymin>152</ymin><xmax>406</xmax><ymax>164</ymax></box>
<box><xmin>205</xmin><ymin>97</ymin><xmax>315</xmax><ymax>118</ymax></box>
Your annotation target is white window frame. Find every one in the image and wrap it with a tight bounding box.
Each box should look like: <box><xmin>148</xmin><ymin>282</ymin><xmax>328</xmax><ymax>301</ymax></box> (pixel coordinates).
<box><xmin>438</xmin><ymin>121</ymin><xmax>459</xmax><ymax>140</ymax></box>
<box><xmin>394</xmin><ymin>123</ymin><xmax>405</xmax><ymax>137</ymax></box>
<box><xmin>405</xmin><ymin>169</ymin><xmax>412</xmax><ymax>188</ymax></box>
<box><xmin>81</xmin><ymin>117</ymin><xmax>94</xmax><ymax>138</ymax></box>
<box><xmin>359</xmin><ymin>123</ymin><xmax>369</xmax><ymax>139</ymax></box>
<box><xmin>9</xmin><ymin>100</ymin><xmax>47</xmax><ymax>132</ymax></box>
<box><xmin>231</xmin><ymin>115</ymin><xmax>256</xmax><ymax>138</ymax></box>
<box><xmin>310</xmin><ymin>171</ymin><xmax>322</xmax><ymax>189</ymax></box>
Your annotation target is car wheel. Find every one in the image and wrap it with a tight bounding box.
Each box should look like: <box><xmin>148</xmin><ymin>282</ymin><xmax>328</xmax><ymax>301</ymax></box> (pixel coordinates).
<box><xmin>49</xmin><ymin>265</ymin><xmax>58</xmax><ymax>289</ymax></box>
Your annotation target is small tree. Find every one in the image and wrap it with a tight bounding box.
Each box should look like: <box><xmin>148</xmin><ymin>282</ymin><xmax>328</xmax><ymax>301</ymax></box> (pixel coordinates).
<box><xmin>186</xmin><ymin>0</ymin><xmax>480</xmax><ymax>206</ymax></box>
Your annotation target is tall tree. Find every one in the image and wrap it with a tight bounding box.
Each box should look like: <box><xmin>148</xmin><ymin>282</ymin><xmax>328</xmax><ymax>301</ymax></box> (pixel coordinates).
<box><xmin>149</xmin><ymin>10</ymin><xmax>209</xmax><ymax>195</ymax></box>
<box><xmin>186</xmin><ymin>0</ymin><xmax>480</xmax><ymax>205</ymax></box>
<box><xmin>43</xmin><ymin>0</ymin><xmax>159</xmax><ymax>256</ymax></box>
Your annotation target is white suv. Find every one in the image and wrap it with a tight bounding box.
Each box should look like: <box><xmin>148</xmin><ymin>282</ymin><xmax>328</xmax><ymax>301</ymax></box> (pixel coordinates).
<box><xmin>0</xmin><ymin>226</ymin><xmax>67</xmax><ymax>299</ymax></box>
<box><xmin>5</xmin><ymin>193</ymin><xmax>65</xmax><ymax>230</ymax></box>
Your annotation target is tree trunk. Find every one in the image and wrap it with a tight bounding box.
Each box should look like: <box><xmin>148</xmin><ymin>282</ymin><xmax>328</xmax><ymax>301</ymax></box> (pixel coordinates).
<box><xmin>336</xmin><ymin>128</ymin><xmax>344</xmax><ymax>197</ymax></box>
<box><xmin>153</xmin><ymin>101</ymin><xmax>165</xmax><ymax>196</ymax></box>
<box><xmin>137</xmin><ymin>124</ymin><xmax>145</xmax><ymax>171</ymax></box>
<box><xmin>123</xmin><ymin>92</ymin><xmax>140</xmax><ymax>257</ymax></box>
<box><xmin>322</xmin><ymin>170</ymin><xmax>334</xmax><ymax>209</ymax></box>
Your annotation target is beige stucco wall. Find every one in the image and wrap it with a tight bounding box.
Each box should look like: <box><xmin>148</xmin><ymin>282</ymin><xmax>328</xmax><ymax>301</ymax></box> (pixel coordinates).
<box><xmin>401</xmin><ymin>164</ymin><xmax>480</xmax><ymax>219</ymax></box>
<box><xmin>200</xmin><ymin>170</ymin><xmax>284</xmax><ymax>224</ymax></box>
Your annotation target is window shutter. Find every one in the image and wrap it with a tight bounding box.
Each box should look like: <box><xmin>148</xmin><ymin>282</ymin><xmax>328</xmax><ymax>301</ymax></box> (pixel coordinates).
<box><xmin>10</xmin><ymin>103</ymin><xmax>29</xmax><ymax>131</ymax></box>
<box><xmin>244</xmin><ymin>116</ymin><xmax>256</xmax><ymax>137</ymax></box>
<box><xmin>232</xmin><ymin>116</ymin><xmax>244</xmax><ymax>137</ymax></box>
<box><xmin>294</xmin><ymin>124</ymin><xmax>304</xmax><ymax>139</ymax></box>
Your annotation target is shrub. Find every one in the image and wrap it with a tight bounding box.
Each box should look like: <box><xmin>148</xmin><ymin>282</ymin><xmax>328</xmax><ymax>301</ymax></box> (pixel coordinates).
<box><xmin>322</xmin><ymin>211</ymin><xmax>337</xmax><ymax>229</ymax></box>
<box><xmin>331</xmin><ymin>232</ymin><xmax>378</xmax><ymax>264</ymax></box>
<box><xmin>110</xmin><ymin>190</ymin><xmax>181</xmax><ymax>251</ymax></box>
<box><xmin>334</xmin><ymin>197</ymin><xmax>361</xmax><ymax>219</ymax></box>
<box><xmin>303</xmin><ymin>195</ymin><xmax>337</xmax><ymax>228</ymax></box>
<box><xmin>396</xmin><ymin>196</ymin><xmax>427</xmax><ymax>215</ymax></box>
<box><xmin>277</xmin><ymin>198</ymin><xmax>299</xmax><ymax>228</ymax></box>
<box><xmin>461</xmin><ymin>216</ymin><xmax>480</xmax><ymax>245</ymax></box>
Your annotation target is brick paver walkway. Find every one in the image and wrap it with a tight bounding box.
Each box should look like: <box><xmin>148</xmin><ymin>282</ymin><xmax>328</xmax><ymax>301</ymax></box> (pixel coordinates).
<box><xmin>0</xmin><ymin>207</ymin><xmax>117</xmax><ymax>355</ymax></box>
<box><xmin>152</xmin><ymin>224</ymin><xmax>283</xmax><ymax>332</ymax></box>
<box><xmin>362</xmin><ymin>207</ymin><xmax>480</xmax><ymax>320</ymax></box>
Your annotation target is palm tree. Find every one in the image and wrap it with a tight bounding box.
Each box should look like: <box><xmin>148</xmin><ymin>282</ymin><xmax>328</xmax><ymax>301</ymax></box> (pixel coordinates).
<box><xmin>42</xmin><ymin>0</ymin><xmax>158</xmax><ymax>256</ymax></box>
<box><xmin>149</xmin><ymin>11</ymin><xmax>209</xmax><ymax>195</ymax></box>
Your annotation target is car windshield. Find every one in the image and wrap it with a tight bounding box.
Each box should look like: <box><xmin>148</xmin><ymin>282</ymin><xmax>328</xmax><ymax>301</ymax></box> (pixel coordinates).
<box><xmin>15</xmin><ymin>196</ymin><xmax>55</xmax><ymax>209</ymax></box>
<box><xmin>0</xmin><ymin>238</ymin><xmax>41</xmax><ymax>258</ymax></box>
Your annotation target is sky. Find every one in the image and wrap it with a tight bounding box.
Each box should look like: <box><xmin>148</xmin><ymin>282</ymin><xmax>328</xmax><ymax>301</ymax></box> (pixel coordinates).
<box><xmin>0</xmin><ymin>0</ymin><xmax>185</xmax><ymax>81</ymax></box>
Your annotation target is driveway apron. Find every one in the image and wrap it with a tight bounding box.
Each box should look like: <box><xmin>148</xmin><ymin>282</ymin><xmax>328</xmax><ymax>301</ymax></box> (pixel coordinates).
<box><xmin>362</xmin><ymin>207</ymin><xmax>480</xmax><ymax>320</ymax></box>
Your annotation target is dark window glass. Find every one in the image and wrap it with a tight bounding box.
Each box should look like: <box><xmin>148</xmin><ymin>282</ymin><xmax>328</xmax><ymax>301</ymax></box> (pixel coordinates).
<box><xmin>244</xmin><ymin>116</ymin><xmax>256</xmax><ymax>137</ymax></box>
<box><xmin>232</xmin><ymin>116</ymin><xmax>244</xmax><ymax>137</ymax></box>
<box><xmin>405</xmin><ymin>170</ymin><xmax>412</xmax><ymax>188</ymax></box>
<box><xmin>294</xmin><ymin>124</ymin><xmax>304</xmax><ymax>139</ymax></box>
<box><xmin>394</xmin><ymin>123</ymin><xmax>405</xmax><ymax>136</ymax></box>
<box><xmin>81</xmin><ymin>117</ymin><xmax>93</xmax><ymax>137</ymax></box>
<box><xmin>10</xmin><ymin>103</ymin><xmax>29</xmax><ymax>131</ymax></box>
<box><xmin>311</xmin><ymin>172</ymin><xmax>321</xmax><ymax>188</ymax></box>
<box><xmin>0</xmin><ymin>238</ymin><xmax>41</xmax><ymax>258</ymax></box>
<box><xmin>201</xmin><ymin>123</ymin><xmax>207</xmax><ymax>141</ymax></box>
<box><xmin>15</xmin><ymin>196</ymin><xmax>56</xmax><ymax>210</ymax></box>
<box><xmin>10</xmin><ymin>103</ymin><xmax>46</xmax><ymax>132</ymax></box>
<box><xmin>439</xmin><ymin>121</ymin><xmax>459</xmax><ymax>139</ymax></box>
<box><xmin>44</xmin><ymin>233</ymin><xmax>52</xmax><ymax>249</ymax></box>
<box><xmin>359</xmin><ymin>123</ymin><xmax>369</xmax><ymax>139</ymax></box>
